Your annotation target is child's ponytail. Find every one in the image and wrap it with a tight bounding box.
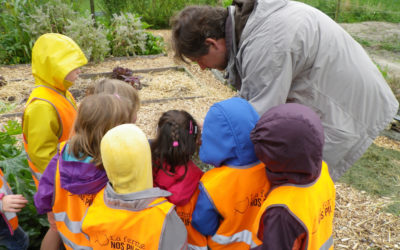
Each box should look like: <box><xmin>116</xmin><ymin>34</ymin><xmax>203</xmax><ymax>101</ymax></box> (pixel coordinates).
<box><xmin>151</xmin><ymin>110</ymin><xmax>200</xmax><ymax>178</ymax></box>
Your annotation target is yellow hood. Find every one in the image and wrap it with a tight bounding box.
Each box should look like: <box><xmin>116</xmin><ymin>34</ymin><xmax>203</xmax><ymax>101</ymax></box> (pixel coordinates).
<box><xmin>31</xmin><ymin>33</ymin><xmax>87</xmax><ymax>92</ymax></box>
<box><xmin>100</xmin><ymin>124</ymin><xmax>153</xmax><ymax>194</ymax></box>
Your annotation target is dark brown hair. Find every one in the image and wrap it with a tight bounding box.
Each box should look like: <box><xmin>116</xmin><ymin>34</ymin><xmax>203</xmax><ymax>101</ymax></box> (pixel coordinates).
<box><xmin>151</xmin><ymin>110</ymin><xmax>200</xmax><ymax>178</ymax></box>
<box><xmin>68</xmin><ymin>94</ymin><xmax>135</xmax><ymax>169</ymax></box>
<box><xmin>171</xmin><ymin>5</ymin><xmax>228</xmax><ymax>62</ymax></box>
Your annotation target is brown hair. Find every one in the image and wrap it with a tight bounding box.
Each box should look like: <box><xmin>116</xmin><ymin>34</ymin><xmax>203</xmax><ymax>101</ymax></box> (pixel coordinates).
<box><xmin>87</xmin><ymin>78</ymin><xmax>140</xmax><ymax>113</ymax></box>
<box><xmin>151</xmin><ymin>110</ymin><xmax>200</xmax><ymax>179</ymax></box>
<box><xmin>171</xmin><ymin>5</ymin><xmax>228</xmax><ymax>62</ymax></box>
<box><xmin>68</xmin><ymin>94</ymin><xmax>135</xmax><ymax>169</ymax></box>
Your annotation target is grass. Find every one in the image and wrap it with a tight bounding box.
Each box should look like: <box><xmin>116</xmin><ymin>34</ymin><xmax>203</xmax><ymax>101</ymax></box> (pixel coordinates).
<box><xmin>297</xmin><ymin>0</ymin><xmax>400</xmax><ymax>23</ymax></box>
<box><xmin>339</xmin><ymin>144</ymin><xmax>400</xmax><ymax>216</ymax></box>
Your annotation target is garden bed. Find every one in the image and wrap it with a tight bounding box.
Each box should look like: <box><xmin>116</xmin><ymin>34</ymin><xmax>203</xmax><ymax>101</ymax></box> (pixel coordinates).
<box><xmin>0</xmin><ymin>29</ymin><xmax>399</xmax><ymax>249</ymax></box>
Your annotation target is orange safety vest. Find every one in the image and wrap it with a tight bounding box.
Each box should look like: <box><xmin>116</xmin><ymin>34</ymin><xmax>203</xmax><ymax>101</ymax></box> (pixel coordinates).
<box><xmin>52</xmin><ymin>142</ymin><xmax>93</xmax><ymax>250</ymax></box>
<box><xmin>0</xmin><ymin>169</ymin><xmax>19</xmax><ymax>235</ymax></box>
<box><xmin>176</xmin><ymin>188</ymin><xmax>207</xmax><ymax>250</ymax></box>
<box><xmin>82</xmin><ymin>188</ymin><xmax>175</xmax><ymax>250</ymax></box>
<box><xmin>23</xmin><ymin>85</ymin><xmax>77</xmax><ymax>187</ymax></box>
<box><xmin>201</xmin><ymin>162</ymin><xmax>270</xmax><ymax>249</ymax></box>
<box><xmin>253</xmin><ymin>162</ymin><xmax>335</xmax><ymax>250</ymax></box>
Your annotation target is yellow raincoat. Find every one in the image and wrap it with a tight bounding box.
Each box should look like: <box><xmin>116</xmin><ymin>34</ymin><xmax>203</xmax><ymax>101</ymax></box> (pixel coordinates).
<box><xmin>23</xmin><ymin>33</ymin><xmax>87</xmax><ymax>174</ymax></box>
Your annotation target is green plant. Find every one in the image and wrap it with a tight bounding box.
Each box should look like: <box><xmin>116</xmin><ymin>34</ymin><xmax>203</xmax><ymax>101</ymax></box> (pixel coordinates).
<box><xmin>98</xmin><ymin>0</ymin><xmax>221</xmax><ymax>29</ymax></box>
<box><xmin>0</xmin><ymin>101</ymin><xmax>16</xmax><ymax>114</ymax></box>
<box><xmin>0</xmin><ymin>0</ymin><xmax>36</xmax><ymax>64</ymax></box>
<box><xmin>0</xmin><ymin>120</ymin><xmax>48</xmax><ymax>249</ymax></box>
<box><xmin>21</xmin><ymin>0</ymin><xmax>77</xmax><ymax>41</ymax></box>
<box><xmin>110</xmin><ymin>12</ymin><xmax>165</xmax><ymax>57</ymax></box>
<box><xmin>65</xmin><ymin>11</ymin><xmax>110</xmax><ymax>62</ymax></box>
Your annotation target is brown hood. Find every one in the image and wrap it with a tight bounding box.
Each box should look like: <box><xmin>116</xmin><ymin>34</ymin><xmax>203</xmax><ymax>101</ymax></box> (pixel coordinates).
<box><xmin>232</xmin><ymin>0</ymin><xmax>256</xmax><ymax>46</ymax></box>
<box><xmin>250</xmin><ymin>103</ymin><xmax>325</xmax><ymax>185</ymax></box>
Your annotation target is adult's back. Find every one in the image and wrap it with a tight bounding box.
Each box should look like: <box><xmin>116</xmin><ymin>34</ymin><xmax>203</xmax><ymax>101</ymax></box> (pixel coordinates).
<box><xmin>231</xmin><ymin>0</ymin><xmax>398</xmax><ymax>180</ymax></box>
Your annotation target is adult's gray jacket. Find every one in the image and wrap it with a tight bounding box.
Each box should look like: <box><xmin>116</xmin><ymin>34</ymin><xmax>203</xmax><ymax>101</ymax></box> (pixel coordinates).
<box><xmin>226</xmin><ymin>0</ymin><xmax>399</xmax><ymax>181</ymax></box>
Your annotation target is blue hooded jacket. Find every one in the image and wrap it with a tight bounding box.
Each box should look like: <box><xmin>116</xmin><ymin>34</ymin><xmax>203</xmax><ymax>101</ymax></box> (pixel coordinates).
<box><xmin>199</xmin><ymin>97</ymin><xmax>259</xmax><ymax>166</ymax></box>
<box><xmin>193</xmin><ymin>97</ymin><xmax>260</xmax><ymax>236</ymax></box>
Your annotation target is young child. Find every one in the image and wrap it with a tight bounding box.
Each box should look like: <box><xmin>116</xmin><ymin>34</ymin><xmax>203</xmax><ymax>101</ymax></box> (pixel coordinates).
<box><xmin>34</xmin><ymin>94</ymin><xmax>137</xmax><ymax>250</ymax></box>
<box><xmin>23</xmin><ymin>33</ymin><xmax>87</xmax><ymax>187</ymax></box>
<box><xmin>88</xmin><ymin>78</ymin><xmax>140</xmax><ymax>113</ymax></box>
<box><xmin>23</xmin><ymin>32</ymin><xmax>87</xmax><ymax>250</ymax></box>
<box><xmin>192</xmin><ymin>97</ymin><xmax>271</xmax><ymax>249</ymax></box>
<box><xmin>82</xmin><ymin>124</ymin><xmax>188</xmax><ymax>250</ymax></box>
<box><xmin>0</xmin><ymin>169</ymin><xmax>29</xmax><ymax>250</ymax></box>
<box><xmin>250</xmin><ymin>103</ymin><xmax>336</xmax><ymax>250</ymax></box>
<box><xmin>151</xmin><ymin>110</ymin><xmax>206</xmax><ymax>249</ymax></box>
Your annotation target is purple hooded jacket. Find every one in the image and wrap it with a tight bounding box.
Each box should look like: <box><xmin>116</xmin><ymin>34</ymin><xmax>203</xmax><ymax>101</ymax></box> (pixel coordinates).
<box><xmin>250</xmin><ymin>103</ymin><xmax>326</xmax><ymax>250</ymax></box>
<box><xmin>34</xmin><ymin>144</ymin><xmax>108</xmax><ymax>214</ymax></box>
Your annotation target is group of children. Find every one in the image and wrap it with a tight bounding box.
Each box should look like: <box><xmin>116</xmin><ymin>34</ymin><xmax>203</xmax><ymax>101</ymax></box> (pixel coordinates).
<box><xmin>0</xmin><ymin>33</ymin><xmax>336</xmax><ymax>250</ymax></box>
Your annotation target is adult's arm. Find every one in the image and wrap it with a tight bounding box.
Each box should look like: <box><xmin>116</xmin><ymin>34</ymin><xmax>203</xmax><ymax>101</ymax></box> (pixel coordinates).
<box><xmin>23</xmin><ymin>100</ymin><xmax>60</xmax><ymax>173</ymax></box>
<box><xmin>252</xmin><ymin>207</ymin><xmax>306</xmax><ymax>250</ymax></box>
<box><xmin>191</xmin><ymin>184</ymin><xmax>221</xmax><ymax>236</ymax></box>
<box><xmin>238</xmin><ymin>13</ymin><xmax>318</xmax><ymax>116</ymax></box>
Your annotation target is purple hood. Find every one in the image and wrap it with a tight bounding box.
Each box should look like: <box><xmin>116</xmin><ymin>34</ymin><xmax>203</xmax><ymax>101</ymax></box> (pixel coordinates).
<box><xmin>58</xmin><ymin>155</ymin><xmax>108</xmax><ymax>194</ymax></box>
<box><xmin>250</xmin><ymin>103</ymin><xmax>324</xmax><ymax>185</ymax></box>
<box><xmin>34</xmin><ymin>145</ymin><xmax>108</xmax><ymax>214</ymax></box>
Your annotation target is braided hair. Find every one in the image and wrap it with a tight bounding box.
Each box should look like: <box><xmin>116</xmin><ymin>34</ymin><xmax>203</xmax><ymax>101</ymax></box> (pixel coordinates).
<box><xmin>151</xmin><ymin>110</ymin><xmax>200</xmax><ymax>178</ymax></box>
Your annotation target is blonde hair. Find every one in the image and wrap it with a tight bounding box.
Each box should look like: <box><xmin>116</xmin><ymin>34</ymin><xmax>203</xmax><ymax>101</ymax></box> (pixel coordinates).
<box><xmin>68</xmin><ymin>94</ymin><xmax>135</xmax><ymax>169</ymax></box>
<box><xmin>87</xmin><ymin>78</ymin><xmax>140</xmax><ymax>113</ymax></box>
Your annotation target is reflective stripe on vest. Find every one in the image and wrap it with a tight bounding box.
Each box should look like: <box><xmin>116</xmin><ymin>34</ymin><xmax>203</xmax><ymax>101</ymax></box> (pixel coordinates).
<box><xmin>176</xmin><ymin>188</ymin><xmax>207</xmax><ymax>249</ymax></box>
<box><xmin>0</xmin><ymin>169</ymin><xmax>18</xmax><ymax>234</ymax></box>
<box><xmin>82</xmin><ymin>188</ymin><xmax>174</xmax><ymax>250</ymax></box>
<box><xmin>211</xmin><ymin>229</ymin><xmax>257</xmax><ymax>248</ymax></box>
<box><xmin>201</xmin><ymin>162</ymin><xmax>270</xmax><ymax>249</ymax></box>
<box><xmin>53</xmin><ymin>142</ymin><xmax>94</xmax><ymax>250</ymax></box>
<box><xmin>58</xmin><ymin>231</ymin><xmax>92</xmax><ymax>250</ymax></box>
<box><xmin>23</xmin><ymin>85</ymin><xmax>77</xmax><ymax>187</ymax></box>
<box><xmin>254</xmin><ymin>162</ymin><xmax>335</xmax><ymax>250</ymax></box>
<box><xmin>187</xmin><ymin>244</ymin><xmax>208</xmax><ymax>250</ymax></box>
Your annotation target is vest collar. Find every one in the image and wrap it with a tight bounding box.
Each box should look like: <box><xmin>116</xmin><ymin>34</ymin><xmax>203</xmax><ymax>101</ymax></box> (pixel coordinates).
<box><xmin>103</xmin><ymin>183</ymin><xmax>171</xmax><ymax>212</ymax></box>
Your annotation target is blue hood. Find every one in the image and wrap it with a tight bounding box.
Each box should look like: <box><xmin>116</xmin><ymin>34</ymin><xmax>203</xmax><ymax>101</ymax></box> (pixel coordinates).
<box><xmin>200</xmin><ymin>97</ymin><xmax>259</xmax><ymax>167</ymax></box>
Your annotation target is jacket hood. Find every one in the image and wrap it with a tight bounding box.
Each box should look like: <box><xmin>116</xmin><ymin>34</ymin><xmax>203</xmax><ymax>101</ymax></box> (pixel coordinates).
<box><xmin>240</xmin><ymin>0</ymin><xmax>288</xmax><ymax>44</ymax></box>
<box><xmin>101</xmin><ymin>124</ymin><xmax>153</xmax><ymax>194</ymax></box>
<box><xmin>250</xmin><ymin>103</ymin><xmax>324</xmax><ymax>185</ymax></box>
<box><xmin>59</xmin><ymin>146</ymin><xmax>108</xmax><ymax>194</ymax></box>
<box><xmin>153</xmin><ymin>160</ymin><xmax>203</xmax><ymax>206</ymax></box>
<box><xmin>31</xmin><ymin>33</ymin><xmax>87</xmax><ymax>92</ymax></box>
<box><xmin>200</xmin><ymin>97</ymin><xmax>259</xmax><ymax>167</ymax></box>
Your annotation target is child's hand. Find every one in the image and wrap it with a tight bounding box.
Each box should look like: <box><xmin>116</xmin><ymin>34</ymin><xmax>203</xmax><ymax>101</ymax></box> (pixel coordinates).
<box><xmin>2</xmin><ymin>194</ymin><xmax>28</xmax><ymax>213</ymax></box>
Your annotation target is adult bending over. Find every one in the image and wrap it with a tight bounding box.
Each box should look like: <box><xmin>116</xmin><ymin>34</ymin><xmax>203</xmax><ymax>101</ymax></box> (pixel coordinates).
<box><xmin>171</xmin><ymin>0</ymin><xmax>399</xmax><ymax>180</ymax></box>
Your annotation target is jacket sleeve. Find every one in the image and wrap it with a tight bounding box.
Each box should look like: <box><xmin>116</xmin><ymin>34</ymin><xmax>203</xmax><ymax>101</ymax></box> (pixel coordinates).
<box><xmin>159</xmin><ymin>208</ymin><xmax>188</xmax><ymax>250</ymax></box>
<box><xmin>34</xmin><ymin>153</ymin><xmax>59</xmax><ymax>214</ymax></box>
<box><xmin>191</xmin><ymin>184</ymin><xmax>221</xmax><ymax>236</ymax></box>
<box><xmin>251</xmin><ymin>207</ymin><xmax>306</xmax><ymax>250</ymax></box>
<box><xmin>237</xmin><ymin>17</ymin><xmax>317</xmax><ymax>116</ymax></box>
<box><xmin>23</xmin><ymin>100</ymin><xmax>60</xmax><ymax>173</ymax></box>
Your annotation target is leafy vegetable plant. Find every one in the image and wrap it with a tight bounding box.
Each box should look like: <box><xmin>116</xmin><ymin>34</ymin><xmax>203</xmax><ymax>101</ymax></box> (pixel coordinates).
<box><xmin>0</xmin><ymin>120</ymin><xmax>47</xmax><ymax>249</ymax></box>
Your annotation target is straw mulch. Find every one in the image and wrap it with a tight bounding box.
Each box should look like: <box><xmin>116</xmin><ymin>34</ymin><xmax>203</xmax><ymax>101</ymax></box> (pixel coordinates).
<box><xmin>0</xmin><ymin>30</ymin><xmax>399</xmax><ymax>249</ymax></box>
